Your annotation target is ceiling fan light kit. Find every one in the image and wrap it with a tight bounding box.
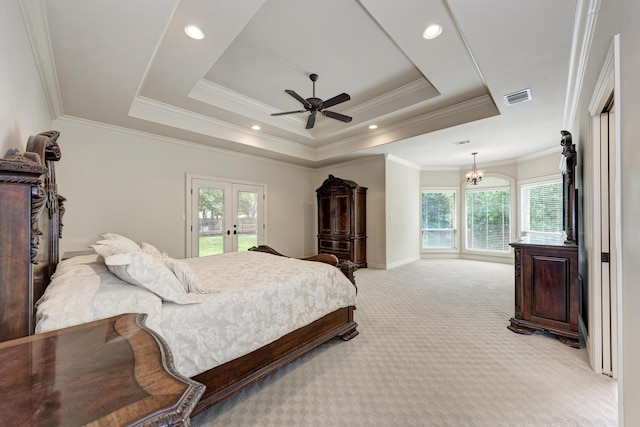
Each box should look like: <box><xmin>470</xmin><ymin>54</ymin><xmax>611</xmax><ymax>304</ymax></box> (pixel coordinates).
<box><xmin>271</xmin><ymin>73</ymin><xmax>352</xmax><ymax>129</ymax></box>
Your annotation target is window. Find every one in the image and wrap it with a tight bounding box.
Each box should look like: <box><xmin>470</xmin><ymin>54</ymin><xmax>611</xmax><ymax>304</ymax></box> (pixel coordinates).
<box><xmin>465</xmin><ymin>177</ymin><xmax>511</xmax><ymax>252</ymax></box>
<box><xmin>421</xmin><ymin>189</ymin><xmax>456</xmax><ymax>249</ymax></box>
<box><xmin>521</xmin><ymin>179</ymin><xmax>563</xmax><ymax>237</ymax></box>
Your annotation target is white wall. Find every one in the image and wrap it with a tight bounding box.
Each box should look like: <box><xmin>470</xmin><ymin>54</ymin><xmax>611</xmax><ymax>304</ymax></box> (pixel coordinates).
<box><xmin>53</xmin><ymin>117</ymin><xmax>315</xmax><ymax>259</ymax></box>
<box><xmin>618</xmin><ymin>3</ymin><xmax>640</xmax><ymax>421</ymax></box>
<box><xmin>385</xmin><ymin>156</ymin><xmax>420</xmax><ymax>268</ymax></box>
<box><xmin>0</xmin><ymin>0</ymin><xmax>52</xmax><ymax>156</ymax></box>
<box><xmin>316</xmin><ymin>155</ymin><xmax>386</xmax><ymax>268</ymax></box>
<box><xmin>570</xmin><ymin>0</ymin><xmax>640</xmax><ymax>424</ymax></box>
<box><xmin>517</xmin><ymin>152</ymin><xmax>562</xmax><ymax>181</ymax></box>
<box><xmin>421</xmin><ymin>169</ymin><xmax>459</xmax><ymax>186</ymax></box>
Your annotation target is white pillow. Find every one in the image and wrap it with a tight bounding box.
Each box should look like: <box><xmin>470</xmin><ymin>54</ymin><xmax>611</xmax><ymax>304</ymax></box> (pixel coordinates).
<box><xmin>101</xmin><ymin>233</ymin><xmax>141</xmax><ymax>252</ymax></box>
<box><xmin>104</xmin><ymin>252</ymin><xmax>203</xmax><ymax>305</ymax></box>
<box><xmin>140</xmin><ymin>242</ymin><xmax>169</xmax><ymax>260</ymax></box>
<box><xmin>90</xmin><ymin>239</ymin><xmax>133</xmax><ymax>259</ymax></box>
<box><xmin>141</xmin><ymin>242</ymin><xmax>213</xmax><ymax>294</ymax></box>
<box><xmin>164</xmin><ymin>258</ymin><xmax>213</xmax><ymax>294</ymax></box>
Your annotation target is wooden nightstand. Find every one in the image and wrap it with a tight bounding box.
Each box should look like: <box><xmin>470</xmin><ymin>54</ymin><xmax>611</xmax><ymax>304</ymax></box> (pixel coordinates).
<box><xmin>0</xmin><ymin>313</ymin><xmax>205</xmax><ymax>426</ymax></box>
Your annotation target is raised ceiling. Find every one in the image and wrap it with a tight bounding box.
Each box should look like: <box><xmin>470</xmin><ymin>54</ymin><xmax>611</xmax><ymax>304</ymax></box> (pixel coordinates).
<box><xmin>21</xmin><ymin>0</ymin><xmax>577</xmax><ymax>169</ymax></box>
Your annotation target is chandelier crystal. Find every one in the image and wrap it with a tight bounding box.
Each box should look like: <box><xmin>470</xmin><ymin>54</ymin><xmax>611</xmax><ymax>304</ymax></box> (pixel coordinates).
<box><xmin>465</xmin><ymin>152</ymin><xmax>484</xmax><ymax>185</ymax></box>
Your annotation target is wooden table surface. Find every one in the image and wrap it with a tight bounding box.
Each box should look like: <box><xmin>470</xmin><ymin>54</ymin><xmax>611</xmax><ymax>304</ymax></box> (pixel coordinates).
<box><xmin>0</xmin><ymin>314</ymin><xmax>205</xmax><ymax>426</ymax></box>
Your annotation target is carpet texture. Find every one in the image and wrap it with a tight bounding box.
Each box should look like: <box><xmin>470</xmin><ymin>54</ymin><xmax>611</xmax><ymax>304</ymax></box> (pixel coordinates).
<box><xmin>191</xmin><ymin>259</ymin><xmax>617</xmax><ymax>426</ymax></box>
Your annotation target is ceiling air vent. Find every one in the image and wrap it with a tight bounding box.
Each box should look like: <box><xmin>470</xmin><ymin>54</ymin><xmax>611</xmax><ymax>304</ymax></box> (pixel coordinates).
<box><xmin>504</xmin><ymin>88</ymin><xmax>532</xmax><ymax>105</ymax></box>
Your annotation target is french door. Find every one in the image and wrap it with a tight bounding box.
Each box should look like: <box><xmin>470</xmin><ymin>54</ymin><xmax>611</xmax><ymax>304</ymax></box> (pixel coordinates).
<box><xmin>187</xmin><ymin>176</ymin><xmax>265</xmax><ymax>257</ymax></box>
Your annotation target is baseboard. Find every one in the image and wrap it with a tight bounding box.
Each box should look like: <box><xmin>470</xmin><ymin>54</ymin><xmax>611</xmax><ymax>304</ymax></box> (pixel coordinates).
<box><xmin>421</xmin><ymin>253</ymin><xmax>461</xmax><ymax>260</ymax></box>
<box><xmin>384</xmin><ymin>256</ymin><xmax>421</xmax><ymax>270</ymax></box>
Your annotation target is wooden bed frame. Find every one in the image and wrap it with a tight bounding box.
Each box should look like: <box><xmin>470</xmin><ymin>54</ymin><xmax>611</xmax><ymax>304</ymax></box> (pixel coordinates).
<box><xmin>0</xmin><ymin>132</ymin><xmax>359</xmax><ymax>417</ymax></box>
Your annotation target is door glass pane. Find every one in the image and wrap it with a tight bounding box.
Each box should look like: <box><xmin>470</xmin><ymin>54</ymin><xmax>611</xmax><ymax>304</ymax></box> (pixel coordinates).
<box><xmin>199</xmin><ymin>187</ymin><xmax>224</xmax><ymax>256</ymax></box>
<box><xmin>236</xmin><ymin>190</ymin><xmax>258</xmax><ymax>251</ymax></box>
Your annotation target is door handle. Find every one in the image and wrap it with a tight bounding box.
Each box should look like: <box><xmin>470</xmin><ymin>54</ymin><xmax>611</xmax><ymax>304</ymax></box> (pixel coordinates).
<box><xmin>226</xmin><ymin>230</ymin><xmax>230</xmax><ymax>236</ymax></box>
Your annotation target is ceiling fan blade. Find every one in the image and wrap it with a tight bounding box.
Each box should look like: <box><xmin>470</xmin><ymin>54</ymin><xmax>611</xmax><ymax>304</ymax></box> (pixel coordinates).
<box><xmin>271</xmin><ymin>110</ymin><xmax>306</xmax><ymax>116</ymax></box>
<box><xmin>306</xmin><ymin>112</ymin><xmax>317</xmax><ymax>129</ymax></box>
<box><xmin>322</xmin><ymin>110</ymin><xmax>352</xmax><ymax>123</ymax></box>
<box><xmin>285</xmin><ymin>90</ymin><xmax>312</xmax><ymax>108</ymax></box>
<box><xmin>321</xmin><ymin>93</ymin><xmax>350</xmax><ymax>109</ymax></box>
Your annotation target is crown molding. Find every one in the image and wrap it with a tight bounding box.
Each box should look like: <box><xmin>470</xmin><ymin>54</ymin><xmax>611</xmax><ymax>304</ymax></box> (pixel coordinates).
<box><xmin>516</xmin><ymin>146</ymin><xmax>560</xmax><ymax>163</ymax></box>
<box><xmin>562</xmin><ymin>0</ymin><xmax>601</xmax><ymax>130</ymax></box>
<box><xmin>19</xmin><ymin>0</ymin><xmax>64</xmax><ymax>119</ymax></box>
<box><xmin>385</xmin><ymin>153</ymin><xmax>421</xmax><ymax>170</ymax></box>
<box><xmin>189</xmin><ymin>79</ymin><xmax>311</xmax><ymax>137</ymax></box>
<box><xmin>128</xmin><ymin>96</ymin><xmax>318</xmax><ymax>161</ymax></box>
<box><xmin>316</xmin><ymin>94</ymin><xmax>496</xmax><ymax>160</ymax></box>
<box><xmin>54</xmin><ymin>115</ymin><xmax>315</xmax><ymax>171</ymax></box>
<box><xmin>190</xmin><ymin>77</ymin><xmax>438</xmax><ymax>136</ymax></box>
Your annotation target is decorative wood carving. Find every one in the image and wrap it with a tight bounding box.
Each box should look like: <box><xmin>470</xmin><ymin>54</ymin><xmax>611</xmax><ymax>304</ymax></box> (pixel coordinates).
<box><xmin>30</xmin><ymin>185</ymin><xmax>46</xmax><ymax>264</ymax></box>
<box><xmin>561</xmin><ymin>130</ymin><xmax>577</xmax><ymax>244</ymax></box>
<box><xmin>58</xmin><ymin>194</ymin><xmax>66</xmax><ymax>238</ymax></box>
<box><xmin>513</xmin><ymin>247</ymin><xmax>522</xmax><ymax>319</ymax></box>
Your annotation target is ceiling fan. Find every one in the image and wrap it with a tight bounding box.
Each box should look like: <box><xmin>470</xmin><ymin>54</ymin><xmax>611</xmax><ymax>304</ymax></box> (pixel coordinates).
<box><xmin>271</xmin><ymin>73</ymin><xmax>352</xmax><ymax>129</ymax></box>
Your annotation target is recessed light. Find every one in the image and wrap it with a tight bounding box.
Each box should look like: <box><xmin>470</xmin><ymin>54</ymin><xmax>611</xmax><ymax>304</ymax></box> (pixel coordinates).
<box><xmin>423</xmin><ymin>24</ymin><xmax>443</xmax><ymax>40</ymax></box>
<box><xmin>368</xmin><ymin>124</ymin><xmax>378</xmax><ymax>130</ymax></box>
<box><xmin>184</xmin><ymin>25</ymin><xmax>205</xmax><ymax>40</ymax></box>
<box><xmin>251</xmin><ymin>125</ymin><xmax>261</xmax><ymax>130</ymax></box>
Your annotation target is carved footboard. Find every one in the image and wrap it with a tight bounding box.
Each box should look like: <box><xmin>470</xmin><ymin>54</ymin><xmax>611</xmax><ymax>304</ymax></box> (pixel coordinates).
<box><xmin>191</xmin><ymin>245</ymin><xmax>359</xmax><ymax>415</ymax></box>
<box><xmin>249</xmin><ymin>245</ymin><xmax>358</xmax><ymax>289</ymax></box>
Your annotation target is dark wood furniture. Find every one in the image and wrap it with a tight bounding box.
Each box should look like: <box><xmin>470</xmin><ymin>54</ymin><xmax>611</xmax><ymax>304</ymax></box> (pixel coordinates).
<box><xmin>509</xmin><ymin>236</ymin><xmax>580</xmax><ymax>348</ymax></box>
<box><xmin>193</xmin><ymin>245</ymin><xmax>358</xmax><ymax>414</ymax></box>
<box><xmin>508</xmin><ymin>131</ymin><xmax>580</xmax><ymax>348</ymax></box>
<box><xmin>0</xmin><ymin>131</ymin><xmax>63</xmax><ymax>342</ymax></box>
<box><xmin>0</xmin><ymin>313</ymin><xmax>205</xmax><ymax>426</ymax></box>
<box><xmin>316</xmin><ymin>174</ymin><xmax>367</xmax><ymax>268</ymax></box>
<box><xmin>0</xmin><ymin>132</ymin><xmax>358</xmax><ymax>418</ymax></box>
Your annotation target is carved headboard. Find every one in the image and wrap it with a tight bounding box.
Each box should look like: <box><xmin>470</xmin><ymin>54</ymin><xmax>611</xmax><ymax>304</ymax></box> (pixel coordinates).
<box><xmin>0</xmin><ymin>131</ymin><xmax>64</xmax><ymax>342</ymax></box>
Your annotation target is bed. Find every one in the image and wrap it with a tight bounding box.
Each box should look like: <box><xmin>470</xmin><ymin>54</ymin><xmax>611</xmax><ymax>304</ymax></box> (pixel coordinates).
<box><xmin>0</xmin><ymin>132</ymin><xmax>358</xmax><ymax>416</ymax></box>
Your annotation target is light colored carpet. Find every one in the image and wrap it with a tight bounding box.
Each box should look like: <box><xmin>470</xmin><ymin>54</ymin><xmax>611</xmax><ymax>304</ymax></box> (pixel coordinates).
<box><xmin>191</xmin><ymin>259</ymin><xmax>618</xmax><ymax>426</ymax></box>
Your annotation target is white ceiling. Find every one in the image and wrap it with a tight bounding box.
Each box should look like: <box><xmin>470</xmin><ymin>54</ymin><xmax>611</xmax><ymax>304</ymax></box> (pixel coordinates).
<box><xmin>22</xmin><ymin>0</ymin><xmax>577</xmax><ymax>169</ymax></box>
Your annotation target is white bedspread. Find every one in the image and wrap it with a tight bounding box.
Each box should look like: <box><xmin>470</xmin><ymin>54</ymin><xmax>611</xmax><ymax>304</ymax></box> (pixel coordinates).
<box><xmin>35</xmin><ymin>251</ymin><xmax>356</xmax><ymax>378</ymax></box>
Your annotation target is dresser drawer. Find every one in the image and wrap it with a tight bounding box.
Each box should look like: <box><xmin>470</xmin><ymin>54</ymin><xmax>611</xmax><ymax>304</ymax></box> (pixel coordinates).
<box><xmin>319</xmin><ymin>248</ymin><xmax>351</xmax><ymax>261</ymax></box>
<box><xmin>319</xmin><ymin>239</ymin><xmax>351</xmax><ymax>252</ymax></box>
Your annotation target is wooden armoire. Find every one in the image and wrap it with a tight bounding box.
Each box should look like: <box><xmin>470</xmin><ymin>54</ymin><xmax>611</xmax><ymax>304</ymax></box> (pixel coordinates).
<box><xmin>316</xmin><ymin>175</ymin><xmax>367</xmax><ymax>268</ymax></box>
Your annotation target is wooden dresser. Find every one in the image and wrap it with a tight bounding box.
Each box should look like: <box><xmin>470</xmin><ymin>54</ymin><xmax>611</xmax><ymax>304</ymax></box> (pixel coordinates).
<box><xmin>509</xmin><ymin>236</ymin><xmax>579</xmax><ymax>347</ymax></box>
<box><xmin>0</xmin><ymin>313</ymin><xmax>205</xmax><ymax>426</ymax></box>
<box><xmin>316</xmin><ymin>175</ymin><xmax>367</xmax><ymax>268</ymax></box>
<box><xmin>508</xmin><ymin>131</ymin><xmax>580</xmax><ymax>348</ymax></box>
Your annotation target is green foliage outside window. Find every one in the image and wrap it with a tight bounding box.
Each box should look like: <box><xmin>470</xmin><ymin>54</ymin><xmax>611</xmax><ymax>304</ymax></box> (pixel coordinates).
<box><xmin>524</xmin><ymin>182</ymin><xmax>563</xmax><ymax>234</ymax></box>
<box><xmin>466</xmin><ymin>189</ymin><xmax>510</xmax><ymax>251</ymax></box>
<box><xmin>422</xmin><ymin>191</ymin><xmax>455</xmax><ymax>248</ymax></box>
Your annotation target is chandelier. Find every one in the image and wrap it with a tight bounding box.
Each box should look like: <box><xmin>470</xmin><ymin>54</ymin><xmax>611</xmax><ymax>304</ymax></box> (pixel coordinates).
<box><xmin>465</xmin><ymin>152</ymin><xmax>484</xmax><ymax>185</ymax></box>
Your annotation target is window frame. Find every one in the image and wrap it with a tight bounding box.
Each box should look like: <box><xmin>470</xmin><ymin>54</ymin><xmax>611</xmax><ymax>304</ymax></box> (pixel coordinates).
<box><xmin>420</xmin><ymin>186</ymin><xmax>460</xmax><ymax>253</ymax></box>
<box><xmin>462</xmin><ymin>174</ymin><xmax>516</xmax><ymax>257</ymax></box>
<box><xmin>517</xmin><ymin>174</ymin><xmax>564</xmax><ymax>239</ymax></box>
